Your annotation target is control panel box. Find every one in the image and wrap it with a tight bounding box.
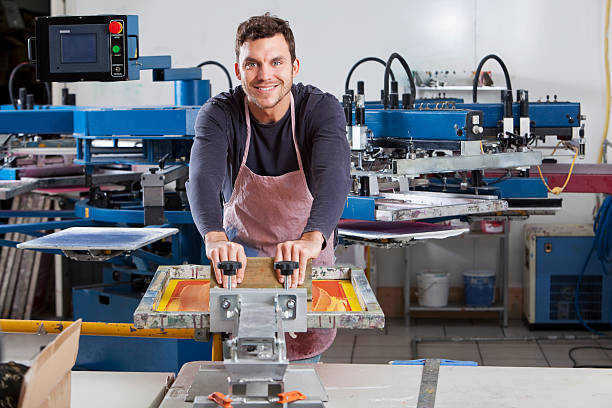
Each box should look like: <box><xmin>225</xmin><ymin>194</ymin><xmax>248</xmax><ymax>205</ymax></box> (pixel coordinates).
<box><xmin>32</xmin><ymin>15</ymin><xmax>138</xmax><ymax>82</ymax></box>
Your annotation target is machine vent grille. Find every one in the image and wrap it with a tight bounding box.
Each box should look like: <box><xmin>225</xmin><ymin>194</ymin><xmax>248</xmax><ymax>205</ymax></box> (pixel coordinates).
<box><xmin>549</xmin><ymin>275</ymin><xmax>602</xmax><ymax>321</ymax></box>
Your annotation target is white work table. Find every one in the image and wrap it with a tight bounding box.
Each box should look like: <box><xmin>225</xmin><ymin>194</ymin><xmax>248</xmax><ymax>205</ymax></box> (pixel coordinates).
<box><xmin>71</xmin><ymin>371</ymin><xmax>174</xmax><ymax>408</ymax></box>
<box><xmin>72</xmin><ymin>363</ymin><xmax>612</xmax><ymax>407</ymax></box>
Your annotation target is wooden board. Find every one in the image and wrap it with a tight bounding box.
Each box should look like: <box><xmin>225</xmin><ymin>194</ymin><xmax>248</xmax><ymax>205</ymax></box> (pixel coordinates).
<box><xmin>18</xmin><ymin>319</ymin><xmax>81</xmax><ymax>408</ymax></box>
<box><xmin>210</xmin><ymin>257</ymin><xmax>313</xmax><ymax>299</ymax></box>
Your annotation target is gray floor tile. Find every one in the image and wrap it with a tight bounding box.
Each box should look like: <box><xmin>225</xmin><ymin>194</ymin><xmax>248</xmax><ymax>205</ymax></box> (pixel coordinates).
<box><xmin>561</xmin><ymin>329</ymin><xmax>608</xmax><ymax>337</ymax></box>
<box><xmin>502</xmin><ymin>320</ymin><xmax>563</xmax><ymax>338</ymax></box>
<box><xmin>482</xmin><ymin>358</ymin><xmax>548</xmax><ymax>367</ymax></box>
<box><xmin>385</xmin><ymin>318</ymin><xmax>412</xmax><ymax>337</ymax></box>
<box><xmin>336</xmin><ymin>328</ymin><xmax>354</xmax><ymax>336</ymax></box>
<box><xmin>355</xmin><ymin>335</ymin><xmax>411</xmax><ymax>347</ymax></box>
<box><xmin>539</xmin><ymin>340</ymin><xmax>612</xmax><ymax>368</ymax></box>
<box><xmin>322</xmin><ymin>341</ymin><xmax>353</xmax><ymax>359</ymax></box>
<box><xmin>410</xmin><ymin>319</ymin><xmax>445</xmax><ymax>337</ymax></box>
<box><xmin>332</xmin><ymin>332</ymin><xmax>356</xmax><ymax>346</ymax></box>
<box><xmin>416</xmin><ymin>342</ymin><xmax>481</xmax><ymax>364</ymax></box>
<box><xmin>351</xmin><ymin>356</ymin><xmax>394</xmax><ymax>364</ymax></box>
<box><xmin>352</xmin><ymin>328</ymin><xmax>387</xmax><ymax>337</ymax></box>
<box><xmin>442</xmin><ymin>319</ymin><xmax>472</xmax><ymax>326</ymax></box>
<box><xmin>596</xmin><ymin>339</ymin><xmax>612</xmax><ymax>360</ymax></box>
<box><xmin>351</xmin><ymin>318</ymin><xmax>413</xmax><ymax>347</ymax></box>
<box><xmin>445</xmin><ymin>321</ymin><xmax>503</xmax><ymax>338</ymax></box>
<box><xmin>478</xmin><ymin>341</ymin><xmax>543</xmax><ymax>360</ymax></box>
<box><xmin>352</xmin><ymin>345</ymin><xmax>412</xmax><ymax>360</ymax></box>
<box><xmin>320</xmin><ymin>355</ymin><xmax>352</xmax><ymax>364</ymax></box>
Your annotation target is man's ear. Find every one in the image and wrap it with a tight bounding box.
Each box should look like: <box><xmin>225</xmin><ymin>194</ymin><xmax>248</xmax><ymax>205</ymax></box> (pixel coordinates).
<box><xmin>235</xmin><ymin>62</ymin><xmax>241</xmax><ymax>81</ymax></box>
<box><xmin>292</xmin><ymin>58</ymin><xmax>300</xmax><ymax>77</ymax></box>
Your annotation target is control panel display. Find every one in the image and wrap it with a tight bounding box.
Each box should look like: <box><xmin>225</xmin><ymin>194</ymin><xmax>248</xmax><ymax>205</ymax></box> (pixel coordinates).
<box><xmin>61</xmin><ymin>33</ymin><xmax>97</xmax><ymax>63</ymax></box>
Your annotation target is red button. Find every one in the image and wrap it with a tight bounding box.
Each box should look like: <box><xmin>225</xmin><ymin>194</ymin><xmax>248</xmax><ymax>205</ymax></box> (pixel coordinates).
<box><xmin>109</xmin><ymin>21</ymin><xmax>123</xmax><ymax>34</ymax></box>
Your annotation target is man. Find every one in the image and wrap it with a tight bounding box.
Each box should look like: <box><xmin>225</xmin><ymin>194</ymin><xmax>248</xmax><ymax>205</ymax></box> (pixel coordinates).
<box><xmin>186</xmin><ymin>13</ymin><xmax>351</xmax><ymax>361</ymax></box>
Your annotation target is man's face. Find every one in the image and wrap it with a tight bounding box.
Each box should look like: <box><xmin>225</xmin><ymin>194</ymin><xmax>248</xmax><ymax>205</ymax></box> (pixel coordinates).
<box><xmin>235</xmin><ymin>33</ymin><xmax>299</xmax><ymax>112</ymax></box>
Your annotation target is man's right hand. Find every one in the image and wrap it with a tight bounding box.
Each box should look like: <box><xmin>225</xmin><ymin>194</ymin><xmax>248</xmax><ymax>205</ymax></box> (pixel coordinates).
<box><xmin>205</xmin><ymin>231</ymin><xmax>247</xmax><ymax>288</ymax></box>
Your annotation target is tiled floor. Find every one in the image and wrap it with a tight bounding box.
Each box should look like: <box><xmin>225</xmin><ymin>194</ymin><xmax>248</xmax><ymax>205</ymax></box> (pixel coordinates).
<box><xmin>321</xmin><ymin>318</ymin><xmax>612</xmax><ymax>367</ymax></box>
<box><xmin>1</xmin><ymin>319</ymin><xmax>611</xmax><ymax>369</ymax></box>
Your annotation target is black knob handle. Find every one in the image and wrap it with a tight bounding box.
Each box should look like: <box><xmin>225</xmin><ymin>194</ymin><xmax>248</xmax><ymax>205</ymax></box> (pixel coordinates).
<box><xmin>274</xmin><ymin>261</ymin><xmax>299</xmax><ymax>276</ymax></box>
<box><xmin>217</xmin><ymin>261</ymin><xmax>241</xmax><ymax>276</ymax></box>
<box><xmin>158</xmin><ymin>153</ymin><xmax>170</xmax><ymax>170</ymax></box>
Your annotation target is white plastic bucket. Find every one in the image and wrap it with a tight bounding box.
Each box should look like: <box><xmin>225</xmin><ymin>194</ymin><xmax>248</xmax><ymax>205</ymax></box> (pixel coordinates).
<box><xmin>416</xmin><ymin>271</ymin><xmax>449</xmax><ymax>307</ymax></box>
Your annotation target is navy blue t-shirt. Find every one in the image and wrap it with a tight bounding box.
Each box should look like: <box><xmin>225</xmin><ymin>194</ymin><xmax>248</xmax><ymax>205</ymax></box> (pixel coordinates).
<box><xmin>186</xmin><ymin>83</ymin><xmax>351</xmax><ymax>242</ymax></box>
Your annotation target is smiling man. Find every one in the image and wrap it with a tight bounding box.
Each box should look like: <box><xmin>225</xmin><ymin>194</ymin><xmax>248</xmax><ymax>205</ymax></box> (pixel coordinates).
<box><xmin>186</xmin><ymin>14</ymin><xmax>351</xmax><ymax>361</ymax></box>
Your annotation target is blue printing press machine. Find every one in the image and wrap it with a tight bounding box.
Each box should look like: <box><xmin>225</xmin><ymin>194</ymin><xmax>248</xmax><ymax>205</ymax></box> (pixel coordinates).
<box><xmin>0</xmin><ymin>101</ymin><xmax>581</xmax><ymax>369</ymax></box>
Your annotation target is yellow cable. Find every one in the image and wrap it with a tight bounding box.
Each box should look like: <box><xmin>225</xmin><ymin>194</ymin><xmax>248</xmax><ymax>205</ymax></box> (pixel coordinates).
<box><xmin>598</xmin><ymin>0</ymin><xmax>611</xmax><ymax>164</ymax></box>
<box><xmin>549</xmin><ymin>141</ymin><xmax>564</xmax><ymax>156</ymax></box>
<box><xmin>479</xmin><ymin>141</ymin><xmax>484</xmax><ymax>154</ymax></box>
<box><xmin>537</xmin><ymin>147</ymin><xmax>579</xmax><ymax>195</ymax></box>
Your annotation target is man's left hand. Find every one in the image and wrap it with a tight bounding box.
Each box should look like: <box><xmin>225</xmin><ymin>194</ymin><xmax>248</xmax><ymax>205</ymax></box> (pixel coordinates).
<box><xmin>274</xmin><ymin>231</ymin><xmax>325</xmax><ymax>288</ymax></box>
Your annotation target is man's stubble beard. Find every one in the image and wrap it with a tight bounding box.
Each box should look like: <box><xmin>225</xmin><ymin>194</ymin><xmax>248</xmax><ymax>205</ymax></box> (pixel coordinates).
<box><xmin>247</xmin><ymin>76</ymin><xmax>293</xmax><ymax>111</ymax></box>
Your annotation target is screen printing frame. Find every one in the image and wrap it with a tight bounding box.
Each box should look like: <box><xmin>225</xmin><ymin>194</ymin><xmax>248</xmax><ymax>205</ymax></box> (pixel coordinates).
<box><xmin>134</xmin><ymin>264</ymin><xmax>385</xmax><ymax>330</ymax></box>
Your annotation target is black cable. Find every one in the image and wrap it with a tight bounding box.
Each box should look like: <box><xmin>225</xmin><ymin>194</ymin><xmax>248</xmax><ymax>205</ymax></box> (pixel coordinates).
<box><xmin>472</xmin><ymin>54</ymin><xmax>512</xmax><ymax>103</ymax></box>
<box><xmin>197</xmin><ymin>60</ymin><xmax>233</xmax><ymax>91</ymax></box>
<box><xmin>483</xmin><ymin>170</ymin><xmax>512</xmax><ymax>186</ymax></box>
<box><xmin>8</xmin><ymin>61</ymin><xmax>51</xmax><ymax>109</ymax></box>
<box><xmin>344</xmin><ymin>57</ymin><xmax>396</xmax><ymax>93</ymax></box>
<box><xmin>44</xmin><ymin>82</ymin><xmax>51</xmax><ymax>104</ymax></box>
<box><xmin>383</xmin><ymin>53</ymin><xmax>416</xmax><ymax>109</ymax></box>
<box><xmin>568</xmin><ymin>346</ymin><xmax>612</xmax><ymax>368</ymax></box>
<box><xmin>571</xmin><ymin>195</ymin><xmax>612</xmax><ymax>336</ymax></box>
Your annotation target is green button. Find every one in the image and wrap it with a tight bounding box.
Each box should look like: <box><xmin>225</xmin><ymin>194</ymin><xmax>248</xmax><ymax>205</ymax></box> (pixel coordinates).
<box><xmin>112</xmin><ymin>45</ymin><xmax>121</xmax><ymax>53</ymax></box>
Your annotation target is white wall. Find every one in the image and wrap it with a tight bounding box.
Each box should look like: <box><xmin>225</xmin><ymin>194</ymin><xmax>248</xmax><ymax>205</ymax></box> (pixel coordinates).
<box><xmin>54</xmin><ymin>0</ymin><xmax>609</xmax><ymax>289</ymax></box>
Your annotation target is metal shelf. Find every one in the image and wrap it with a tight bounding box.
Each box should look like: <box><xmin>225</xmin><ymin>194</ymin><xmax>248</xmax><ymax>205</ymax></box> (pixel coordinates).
<box><xmin>406</xmin><ymin>219</ymin><xmax>510</xmax><ymax>327</ymax></box>
<box><xmin>409</xmin><ymin>302</ymin><xmax>504</xmax><ymax>312</ymax></box>
<box><xmin>461</xmin><ymin>232</ymin><xmax>504</xmax><ymax>239</ymax></box>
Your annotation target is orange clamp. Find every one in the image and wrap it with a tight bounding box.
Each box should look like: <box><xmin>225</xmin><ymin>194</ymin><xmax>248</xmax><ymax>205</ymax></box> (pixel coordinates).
<box><xmin>208</xmin><ymin>392</ymin><xmax>233</xmax><ymax>408</ymax></box>
<box><xmin>278</xmin><ymin>390</ymin><xmax>307</xmax><ymax>404</ymax></box>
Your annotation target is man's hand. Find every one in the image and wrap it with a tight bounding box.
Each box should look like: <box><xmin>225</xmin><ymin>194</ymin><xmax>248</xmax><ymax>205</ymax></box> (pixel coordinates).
<box><xmin>205</xmin><ymin>231</ymin><xmax>247</xmax><ymax>288</ymax></box>
<box><xmin>274</xmin><ymin>231</ymin><xmax>324</xmax><ymax>288</ymax></box>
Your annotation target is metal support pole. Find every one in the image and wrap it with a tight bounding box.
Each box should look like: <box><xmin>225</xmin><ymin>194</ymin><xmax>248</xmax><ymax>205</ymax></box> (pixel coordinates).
<box><xmin>502</xmin><ymin>219</ymin><xmax>510</xmax><ymax>327</ymax></box>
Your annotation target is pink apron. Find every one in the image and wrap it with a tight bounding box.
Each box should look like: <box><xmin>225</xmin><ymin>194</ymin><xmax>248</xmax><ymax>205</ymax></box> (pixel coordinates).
<box><xmin>222</xmin><ymin>93</ymin><xmax>336</xmax><ymax>360</ymax></box>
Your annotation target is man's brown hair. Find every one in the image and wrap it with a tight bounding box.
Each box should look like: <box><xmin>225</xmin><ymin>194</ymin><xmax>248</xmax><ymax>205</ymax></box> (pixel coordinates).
<box><xmin>235</xmin><ymin>13</ymin><xmax>296</xmax><ymax>62</ymax></box>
